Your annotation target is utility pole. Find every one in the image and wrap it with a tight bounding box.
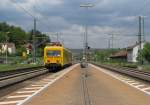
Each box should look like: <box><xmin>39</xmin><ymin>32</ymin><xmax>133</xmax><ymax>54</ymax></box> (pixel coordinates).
<box><xmin>5</xmin><ymin>34</ymin><xmax>8</xmax><ymax>64</ymax></box>
<box><xmin>142</xmin><ymin>16</ymin><xmax>145</xmax><ymax>42</ymax></box>
<box><xmin>138</xmin><ymin>16</ymin><xmax>144</xmax><ymax>64</ymax></box>
<box><xmin>59</xmin><ymin>33</ymin><xmax>64</xmax><ymax>45</ymax></box>
<box><xmin>138</xmin><ymin>16</ymin><xmax>142</xmax><ymax>50</ymax></box>
<box><xmin>108</xmin><ymin>34</ymin><xmax>114</xmax><ymax>49</ymax></box>
<box><xmin>108</xmin><ymin>38</ymin><xmax>111</xmax><ymax>49</ymax></box>
<box><xmin>56</xmin><ymin>32</ymin><xmax>59</xmax><ymax>42</ymax></box>
<box><xmin>111</xmin><ymin>34</ymin><xmax>114</xmax><ymax>49</ymax></box>
<box><xmin>33</xmin><ymin>18</ymin><xmax>36</xmax><ymax>64</ymax></box>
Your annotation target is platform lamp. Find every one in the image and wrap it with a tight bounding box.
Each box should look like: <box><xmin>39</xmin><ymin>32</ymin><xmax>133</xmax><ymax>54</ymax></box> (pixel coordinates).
<box><xmin>80</xmin><ymin>3</ymin><xmax>94</xmax><ymax>66</ymax></box>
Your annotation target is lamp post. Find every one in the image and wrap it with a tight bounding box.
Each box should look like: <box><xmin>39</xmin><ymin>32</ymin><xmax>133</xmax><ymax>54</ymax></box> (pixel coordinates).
<box><xmin>80</xmin><ymin>3</ymin><xmax>94</xmax><ymax>66</ymax></box>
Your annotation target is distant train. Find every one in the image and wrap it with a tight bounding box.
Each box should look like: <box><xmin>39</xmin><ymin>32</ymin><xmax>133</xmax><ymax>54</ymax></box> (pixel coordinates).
<box><xmin>44</xmin><ymin>42</ymin><xmax>72</xmax><ymax>71</ymax></box>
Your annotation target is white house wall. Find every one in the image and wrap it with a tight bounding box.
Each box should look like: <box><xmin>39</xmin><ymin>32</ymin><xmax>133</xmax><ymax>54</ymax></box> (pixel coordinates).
<box><xmin>127</xmin><ymin>51</ymin><xmax>133</xmax><ymax>62</ymax></box>
<box><xmin>127</xmin><ymin>42</ymin><xmax>145</xmax><ymax>63</ymax></box>
<box><xmin>132</xmin><ymin>46</ymin><xmax>139</xmax><ymax>62</ymax></box>
<box><xmin>0</xmin><ymin>44</ymin><xmax>16</xmax><ymax>54</ymax></box>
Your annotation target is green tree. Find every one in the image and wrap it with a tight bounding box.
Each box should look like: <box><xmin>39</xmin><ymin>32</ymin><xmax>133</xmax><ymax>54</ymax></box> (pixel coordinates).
<box><xmin>0</xmin><ymin>32</ymin><xmax>7</xmax><ymax>42</ymax></box>
<box><xmin>28</xmin><ymin>30</ymin><xmax>50</xmax><ymax>57</ymax></box>
<box><xmin>0</xmin><ymin>22</ymin><xmax>28</xmax><ymax>47</ymax></box>
<box><xmin>0</xmin><ymin>22</ymin><xmax>10</xmax><ymax>32</ymax></box>
<box><xmin>0</xmin><ymin>22</ymin><xmax>50</xmax><ymax>57</ymax></box>
<box><xmin>140</xmin><ymin>42</ymin><xmax>150</xmax><ymax>62</ymax></box>
<box><xmin>16</xmin><ymin>46</ymin><xmax>26</xmax><ymax>56</ymax></box>
<box><xmin>8</xmin><ymin>27</ymin><xmax>27</xmax><ymax>47</ymax></box>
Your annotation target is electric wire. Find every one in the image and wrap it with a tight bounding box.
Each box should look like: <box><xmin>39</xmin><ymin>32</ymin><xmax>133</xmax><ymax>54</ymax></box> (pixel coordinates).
<box><xmin>33</xmin><ymin>0</ymin><xmax>63</xmax><ymax>41</ymax></box>
<box><xmin>135</xmin><ymin>0</ymin><xmax>150</xmax><ymax>15</ymax></box>
<box><xmin>10</xmin><ymin>0</ymin><xmax>51</xmax><ymax>32</ymax></box>
<box><xmin>10</xmin><ymin>0</ymin><xmax>35</xmax><ymax>18</ymax></box>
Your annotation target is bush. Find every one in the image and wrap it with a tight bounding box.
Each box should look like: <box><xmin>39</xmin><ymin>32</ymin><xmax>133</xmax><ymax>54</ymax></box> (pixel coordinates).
<box><xmin>123</xmin><ymin>64</ymin><xmax>137</xmax><ymax>68</ymax></box>
<box><xmin>16</xmin><ymin>46</ymin><xmax>26</xmax><ymax>56</ymax></box>
<box><xmin>137</xmin><ymin>42</ymin><xmax>150</xmax><ymax>63</ymax></box>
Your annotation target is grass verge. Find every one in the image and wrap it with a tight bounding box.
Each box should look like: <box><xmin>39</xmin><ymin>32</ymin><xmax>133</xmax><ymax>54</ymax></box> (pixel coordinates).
<box><xmin>0</xmin><ymin>64</ymin><xmax>42</xmax><ymax>72</ymax></box>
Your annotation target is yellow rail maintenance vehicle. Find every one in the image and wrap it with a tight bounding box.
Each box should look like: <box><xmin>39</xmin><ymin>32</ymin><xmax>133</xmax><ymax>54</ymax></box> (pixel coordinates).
<box><xmin>44</xmin><ymin>42</ymin><xmax>72</xmax><ymax>71</ymax></box>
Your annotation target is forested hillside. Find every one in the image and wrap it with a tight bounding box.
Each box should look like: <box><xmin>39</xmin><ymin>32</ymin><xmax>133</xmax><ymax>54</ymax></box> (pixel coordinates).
<box><xmin>0</xmin><ymin>22</ymin><xmax>50</xmax><ymax>56</ymax></box>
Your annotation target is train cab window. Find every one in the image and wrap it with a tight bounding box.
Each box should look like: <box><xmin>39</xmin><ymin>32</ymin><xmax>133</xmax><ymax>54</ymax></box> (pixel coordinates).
<box><xmin>47</xmin><ymin>50</ymin><xmax>61</xmax><ymax>57</ymax></box>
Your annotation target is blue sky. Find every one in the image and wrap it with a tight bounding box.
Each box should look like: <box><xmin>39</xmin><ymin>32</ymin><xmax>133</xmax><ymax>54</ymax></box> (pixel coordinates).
<box><xmin>0</xmin><ymin>0</ymin><xmax>150</xmax><ymax>48</ymax></box>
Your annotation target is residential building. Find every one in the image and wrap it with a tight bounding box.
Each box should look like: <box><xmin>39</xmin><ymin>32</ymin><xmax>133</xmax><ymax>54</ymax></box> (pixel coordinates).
<box><xmin>24</xmin><ymin>43</ymin><xmax>32</xmax><ymax>54</ymax></box>
<box><xmin>110</xmin><ymin>50</ymin><xmax>128</xmax><ymax>61</ymax></box>
<box><xmin>127</xmin><ymin>42</ymin><xmax>145</xmax><ymax>63</ymax></box>
<box><xmin>0</xmin><ymin>43</ymin><xmax>16</xmax><ymax>54</ymax></box>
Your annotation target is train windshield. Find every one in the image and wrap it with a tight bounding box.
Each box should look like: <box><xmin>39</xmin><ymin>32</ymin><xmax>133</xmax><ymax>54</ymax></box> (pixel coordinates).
<box><xmin>47</xmin><ymin>50</ymin><xmax>61</xmax><ymax>57</ymax></box>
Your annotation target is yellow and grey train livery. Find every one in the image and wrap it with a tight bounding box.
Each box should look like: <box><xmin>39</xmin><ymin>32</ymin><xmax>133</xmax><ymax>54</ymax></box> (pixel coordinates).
<box><xmin>44</xmin><ymin>42</ymin><xmax>72</xmax><ymax>71</ymax></box>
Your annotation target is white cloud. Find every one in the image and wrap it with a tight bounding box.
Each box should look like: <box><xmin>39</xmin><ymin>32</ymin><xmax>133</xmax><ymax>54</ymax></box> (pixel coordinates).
<box><xmin>16</xmin><ymin>0</ymin><xmax>63</xmax><ymax>9</ymax></box>
<box><xmin>116</xmin><ymin>16</ymin><xmax>138</xmax><ymax>22</ymax></box>
<box><xmin>47</xmin><ymin>24</ymin><xmax>137</xmax><ymax>49</ymax></box>
<box><xmin>0</xmin><ymin>0</ymin><xmax>149</xmax><ymax>48</ymax></box>
<box><xmin>0</xmin><ymin>0</ymin><xmax>64</xmax><ymax>19</ymax></box>
<box><xmin>0</xmin><ymin>0</ymin><xmax>15</xmax><ymax>10</ymax></box>
<box><xmin>40</xmin><ymin>0</ymin><xmax>63</xmax><ymax>6</ymax></box>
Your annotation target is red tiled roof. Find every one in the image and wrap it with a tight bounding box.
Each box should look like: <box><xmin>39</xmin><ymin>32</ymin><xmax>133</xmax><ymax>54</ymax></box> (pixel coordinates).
<box><xmin>110</xmin><ymin>50</ymin><xmax>127</xmax><ymax>58</ymax></box>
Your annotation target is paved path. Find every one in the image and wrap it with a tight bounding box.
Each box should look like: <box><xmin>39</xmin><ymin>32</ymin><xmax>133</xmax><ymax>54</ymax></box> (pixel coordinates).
<box><xmin>25</xmin><ymin>64</ymin><xmax>150</xmax><ymax>105</ymax></box>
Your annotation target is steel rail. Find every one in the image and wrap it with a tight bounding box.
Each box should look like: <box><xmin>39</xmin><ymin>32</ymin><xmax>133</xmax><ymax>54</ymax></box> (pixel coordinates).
<box><xmin>107</xmin><ymin>65</ymin><xmax>150</xmax><ymax>76</ymax></box>
<box><xmin>0</xmin><ymin>67</ymin><xmax>48</xmax><ymax>88</ymax></box>
<box><xmin>92</xmin><ymin>63</ymin><xmax>150</xmax><ymax>82</ymax></box>
<box><xmin>0</xmin><ymin>66</ymin><xmax>44</xmax><ymax>77</ymax></box>
<box><xmin>0</xmin><ymin>68</ymin><xmax>47</xmax><ymax>81</ymax></box>
<box><xmin>108</xmin><ymin>65</ymin><xmax>150</xmax><ymax>76</ymax></box>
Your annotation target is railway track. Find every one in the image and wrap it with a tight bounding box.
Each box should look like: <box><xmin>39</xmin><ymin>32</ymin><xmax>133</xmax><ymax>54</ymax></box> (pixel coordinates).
<box><xmin>92</xmin><ymin>63</ymin><xmax>150</xmax><ymax>82</ymax></box>
<box><xmin>0</xmin><ymin>66</ymin><xmax>48</xmax><ymax>88</ymax></box>
<box><xmin>0</xmin><ymin>66</ymin><xmax>44</xmax><ymax>77</ymax></box>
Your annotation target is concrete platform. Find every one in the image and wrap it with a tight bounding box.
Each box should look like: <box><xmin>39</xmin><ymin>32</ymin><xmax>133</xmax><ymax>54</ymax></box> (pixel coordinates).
<box><xmin>24</xmin><ymin>65</ymin><xmax>150</xmax><ymax>105</ymax></box>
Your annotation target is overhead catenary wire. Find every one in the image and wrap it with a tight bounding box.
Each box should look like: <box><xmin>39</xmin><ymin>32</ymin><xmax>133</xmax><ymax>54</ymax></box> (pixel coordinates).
<box><xmin>9</xmin><ymin>0</ymin><xmax>53</xmax><ymax>63</ymax></box>
<box><xmin>10</xmin><ymin>0</ymin><xmax>52</xmax><ymax>31</ymax></box>
<box><xmin>33</xmin><ymin>0</ymin><xmax>64</xmax><ymax>41</ymax></box>
<box><xmin>10</xmin><ymin>0</ymin><xmax>53</xmax><ymax>39</ymax></box>
<box><xmin>135</xmin><ymin>0</ymin><xmax>150</xmax><ymax>15</ymax></box>
<box><xmin>9</xmin><ymin>0</ymin><xmax>150</xmax><ymax>48</ymax></box>
<box><xmin>33</xmin><ymin>0</ymin><xmax>52</xmax><ymax>30</ymax></box>
<box><xmin>10</xmin><ymin>0</ymin><xmax>35</xmax><ymax>18</ymax></box>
